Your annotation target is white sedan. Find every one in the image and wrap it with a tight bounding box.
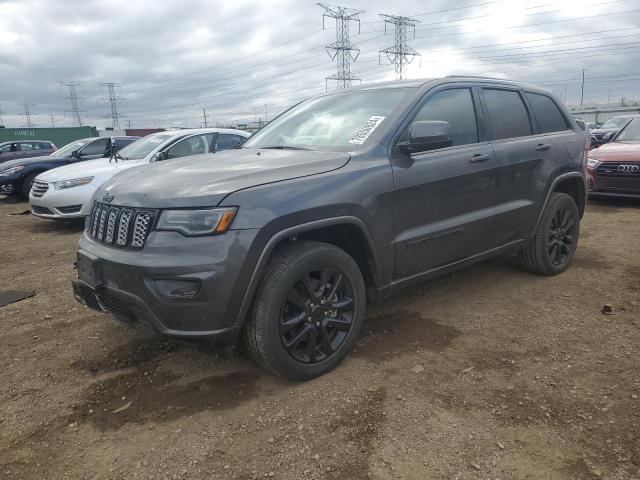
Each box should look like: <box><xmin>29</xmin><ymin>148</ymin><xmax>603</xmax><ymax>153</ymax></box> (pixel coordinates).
<box><xmin>30</xmin><ymin>128</ymin><xmax>250</xmax><ymax>220</ymax></box>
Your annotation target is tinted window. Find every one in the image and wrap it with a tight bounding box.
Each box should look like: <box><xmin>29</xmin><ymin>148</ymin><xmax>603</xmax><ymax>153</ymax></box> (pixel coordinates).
<box><xmin>36</xmin><ymin>142</ymin><xmax>51</xmax><ymax>150</ymax></box>
<box><xmin>80</xmin><ymin>138</ymin><xmax>109</xmax><ymax>156</ymax></box>
<box><xmin>484</xmin><ymin>89</ymin><xmax>532</xmax><ymax>140</ymax></box>
<box><xmin>165</xmin><ymin>134</ymin><xmax>211</xmax><ymax>160</ymax></box>
<box><xmin>526</xmin><ymin>93</ymin><xmax>568</xmax><ymax>133</ymax></box>
<box><xmin>216</xmin><ymin>134</ymin><xmax>245</xmax><ymax>151</ymax></box>
<box><xmin>113</xmin><ymin>138</ymin><xmax>137</xmax><ymax>150</ymax></box>
<box><xmin>20</xmin><ymin>143</ymin><xmax>35</xmax><ymax>151</ymax></box>
<box><xmin>0</xmin><ymin>144</ymin><xmax>13</xmax><ymax>153</ymax></box>
<box><xmin>412</xmin><ymin>88</ymin><xmax>479</xmax><ymax>146</ymax></box>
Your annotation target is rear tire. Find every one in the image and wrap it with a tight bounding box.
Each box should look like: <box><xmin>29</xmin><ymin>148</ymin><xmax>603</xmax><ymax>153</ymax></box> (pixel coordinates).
<box><xmin>21</xmin><ymin>172</ymin><xmax>39</xmax><ymax>199</ymax></box>
<box><xmin>519</xmin><ymin>192</ymin><xmax>580</xmax><ymax>275</ymax></box>
<box><xmin>242</xmin><ymin>241</ymin><xmax>366</xmax><ymax>381</ymax></box>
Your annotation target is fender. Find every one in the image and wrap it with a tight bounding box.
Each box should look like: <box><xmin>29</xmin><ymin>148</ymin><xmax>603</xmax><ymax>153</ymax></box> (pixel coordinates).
<box><xmin>233</xmin><ymin>216</ymin><xmax>382</xmax><ymax>328</ymax></box>
<box><xmin>532</xmin><ymin>171</ymin><xmax>587</xmax><ymax>234</ymax></box>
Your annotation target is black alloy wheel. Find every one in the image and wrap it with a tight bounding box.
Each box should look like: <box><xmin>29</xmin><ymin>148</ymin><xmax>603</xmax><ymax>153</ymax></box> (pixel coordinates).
<box><xmin>279</xmin><ymin>267</ymin><xmax>354</xmax><ymax>364</ymax></box>
<box><xmin>547</xmin><ymin>205</ymin><xmax>577</xmax><ymax>266</ymax></box>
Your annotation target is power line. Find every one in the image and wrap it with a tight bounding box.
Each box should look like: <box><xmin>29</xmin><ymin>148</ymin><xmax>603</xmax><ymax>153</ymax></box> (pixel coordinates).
<box><xmin>23</xmin><ymin>104</ymin><xmax>35</xmax><ymax>128</ymax></box>
<box><xmin>58</xmin><ymin>81</ymin><xmax>84</xmax><ymax>127</ymax></box>
<box><xmin>98</xmin><ymin>83</ymin><xmax>125</xmax><ymax>130</ymax></box>
<box><xmin>379</xmin><ymin>14</ymin><xmax>420</xmax><ymax>80</ymax></box>
<box><xmin>201</xmin><ymin>106</ymin><xmax>209</xmax><ymax>127</ymax></box>
<box><xmin>318</xmin><ymin>3</ymin><xmax>364</xmax><ymax>89</ymax></box>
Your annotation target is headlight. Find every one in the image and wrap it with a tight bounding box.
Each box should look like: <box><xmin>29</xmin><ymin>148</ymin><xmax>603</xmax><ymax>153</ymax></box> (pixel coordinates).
<box><xmin>0</xmin><ymin>166</ymin><xmax>25</xmax><ymax>177</ymax></box>
<box><xmin>156</xmin><ymin>207</ymin><xmax>237</xmax><ymax>236</ymax></box>
<box><xmin>54</xmin><ymin>177</ymin><xmax>94</xmax><ymax>190</ymax></box>
<box><xmin>587</xmin><ymin>158</ymin><xmax>600</xmax><ymax>168</ymax></box>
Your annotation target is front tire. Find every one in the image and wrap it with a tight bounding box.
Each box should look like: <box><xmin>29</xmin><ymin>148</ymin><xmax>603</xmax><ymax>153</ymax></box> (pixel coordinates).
<box><xmin>242</xmin><ymin>241</ymin><xmax>366</xmax><ymax>381</ymax></box>
<box><xmin>519</xmin><ymin>192</ymin><xmax>580</xmax><ymax>275</ymax></box>
<box><xmin>21</xmin><ymin>172</ymin><xmax>39</xmax><ymax>199</ymax></box>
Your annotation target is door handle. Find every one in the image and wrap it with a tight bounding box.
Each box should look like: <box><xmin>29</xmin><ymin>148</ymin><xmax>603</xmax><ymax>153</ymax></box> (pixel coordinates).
<box><xmin>535</xmin><ymin>143</ymin><xmax>552</xmax><ymax>151</ymax></box>
<box><xmin>469</xmin><ymin>153</ymin><xmax>491</xmax><ymax>163</ymax></box>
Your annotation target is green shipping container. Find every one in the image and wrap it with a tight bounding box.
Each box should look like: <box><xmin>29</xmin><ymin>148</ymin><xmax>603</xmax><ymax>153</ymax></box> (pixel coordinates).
<box><xmin>0</xmin><ymin>126</ymin><xmax>99</xmax><ymax>148</ymax></box>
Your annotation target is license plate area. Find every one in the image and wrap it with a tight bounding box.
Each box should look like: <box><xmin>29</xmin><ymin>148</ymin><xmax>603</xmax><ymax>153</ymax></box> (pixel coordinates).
<box><xmin>77</xmin><ymin>252</ymin><xmax>102</xmax><ymax>288</ymax></box>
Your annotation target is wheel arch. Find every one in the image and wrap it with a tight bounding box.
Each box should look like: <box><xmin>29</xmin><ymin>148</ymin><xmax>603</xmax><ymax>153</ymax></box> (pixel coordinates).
<box><xmin>533</xmin><ymin>172</ymin><xmax>586</xmax><ymax>233</ymax></box>
<box><xmin>233</xmin><ymin>217</ymin><xmax>382</xmax><ymax>329</ymax></box>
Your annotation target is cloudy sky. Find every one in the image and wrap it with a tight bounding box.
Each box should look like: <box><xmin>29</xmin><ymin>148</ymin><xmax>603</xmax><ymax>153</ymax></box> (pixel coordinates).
<box><xmin>1</xmin><ymin>0</ymin><xmax>639</xmax><ymax>129</ymax></box>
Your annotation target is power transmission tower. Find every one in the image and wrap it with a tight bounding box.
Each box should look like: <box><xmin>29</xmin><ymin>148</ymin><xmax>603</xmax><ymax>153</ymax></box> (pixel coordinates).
<box><xmin>201</xmin><ymin>107</ymin><xmax>210</xmax><ymax>127</ymax></box>
<box><xmin>580</xmin><ymin>69</ymin><xmax>585</xmax><ymax>106</ymax></box>
<box><xmin>99</xmin><ymin>83</ymin><xmax>125</xmax><ymax>130</ymax></box>
<box><xmin>379</xmin><ymin>14</ymin><xmax>421</xmax><ymax>80</ymax></box>
<box><xmin>23</xmin><ymin>104</ymin><xmax>35</xmax><ymax>128</ymax></box>
<box><xmin>50</xmin><ymin>112</ymin><xmax>56</xmax><ymax>128</ymax></box>
<box><xmin>58</xmin><ymin>81</ymin><xmax>84</xmax><ymax>127</ymax></box>
<box><xmin>318</xmin><ymin>3</ymin><xmax>364</xmax><ymax>90</ymax></box>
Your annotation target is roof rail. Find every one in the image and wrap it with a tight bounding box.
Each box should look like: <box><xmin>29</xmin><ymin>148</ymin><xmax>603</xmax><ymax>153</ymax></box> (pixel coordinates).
<box><xmin>445</xmin><ymin>74</ymin><xmax>511</xmax><ymax>81</ymax></box>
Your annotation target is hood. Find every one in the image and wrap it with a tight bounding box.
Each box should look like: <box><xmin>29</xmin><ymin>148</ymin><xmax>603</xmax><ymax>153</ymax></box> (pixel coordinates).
<box><xmin>0</xmin><ymin>155</ymin><xmax>57</xmax><ymax>171</ymax></box>
<box><xmin>37</xmin><ymin>157</ymin><xmax>144</xmax><ymax>182</ymax></box>
<box><xmin>590</xmin><ymin>141</ymin><xmax>640</xmax><ymax>163</ymax></box>
<box><xmin>100</xmin><ymin>149</ymin><xmax>351</xmax><ymax>208</ymax></box>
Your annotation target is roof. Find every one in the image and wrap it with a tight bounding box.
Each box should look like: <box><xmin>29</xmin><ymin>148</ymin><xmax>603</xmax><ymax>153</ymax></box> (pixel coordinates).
<box><xmin>155</xmin><ymin>127</ymin><xmax>251</xmax><ymax>137</ymax></box>
<box><xmin>0</xmin><ymin>139</ymin><xmax>53</xmax><ymax>144</ymax></box>
<box><xmin>343</xmin><ymin>76</ymin><xmax>553</xmax><ymax>93</ymax></box>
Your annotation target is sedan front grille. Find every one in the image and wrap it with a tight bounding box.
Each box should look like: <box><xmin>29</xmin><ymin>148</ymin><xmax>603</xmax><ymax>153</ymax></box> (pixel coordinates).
<box><xmin>87</xmin><ymin>202</ymin><xmax>156</xmax><ymax>249</ymax></box>
<box><xmin>31</xmin><ymin>181</ymin><xmax>49</xmax><ymax>198</ymax></box>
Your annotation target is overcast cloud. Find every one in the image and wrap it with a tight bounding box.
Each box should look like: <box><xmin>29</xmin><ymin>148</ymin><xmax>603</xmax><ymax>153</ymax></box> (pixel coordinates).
<box><xmin>1</xmin><ymin>0</ymin><xmax>639</xmax><ymax>129</ymax></box>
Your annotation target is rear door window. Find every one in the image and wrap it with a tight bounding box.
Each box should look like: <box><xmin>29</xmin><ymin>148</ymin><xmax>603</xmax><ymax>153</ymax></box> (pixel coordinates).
<box><xmin>216</xmin><ymin>134</ymin><xmax>245</xmax><ymax>151</ymax></box>
<box><xmin>19</xmin><ymin>142</ymin><xmax>35</xmax><ymax>151</ymax></box>
<box><xmin>483</xmin><ymin>89</ymin><xmax>532</xmax><ymax>140</ymax></box>
<box><xmin>525</xmin><ymin>93</ymin><xmax>569</xmax><ymax>133</ymax></box>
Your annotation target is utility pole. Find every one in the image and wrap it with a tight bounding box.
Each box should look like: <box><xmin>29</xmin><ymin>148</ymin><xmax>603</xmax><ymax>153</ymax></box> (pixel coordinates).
<box><xmin>318</xmin><ymin>3</ymin><xmax>364</xmax><ymax>90</ymax></box>
<box><xmin>265</xmin><ymin>104</ymin><xmax>268</xmax><ymax>121</ymax></box>
<box><xmin>0</xmin><ymin>105</ymin><xmax>4</xmax><ymax>126</ymax></box>
<box><xmin>563</xmin><ymin>86</ymin><xmax>567</xmax><ymax>104</ymax></box>
<box><xmin>580</xmin><ymin>69</ymin><xmax>585</xmax><ymax>106</ymax></box>
<box><xmin>23</xmin><ymin>104</ymin><xmax>35</xmax><ymax>128</ymax></box>
<box><xmin>128</xmin><ymin>119</ymin><xmax>132</xmax><ymax>130</ymax></box>
<box><xmin>98</xmin><ymin>83</ymin><xmax>125</xmax><ymax>131</ymax></box>
<box><xmin>50</xmin><ymin>112</ymin><xmax>56</xmax><ymax>128</ymax></box>
<box><xmin>607</xmin><ymin>89</ymin><xmax>611</xmax><ymax>104</ymax></box>
<box><xmin>201</xmin><ymin>107</ymin><xmax>209</xmax><ymax>127</ymax></box>
<box><xmin>58</xmin><ymin>81</ymin><xmax>84</xmax><ymax>127</ymax></box>
<box><xmin>379</xmin><ymin>14</ymin><xmax>420</xmax><ymax>80</ymax></box>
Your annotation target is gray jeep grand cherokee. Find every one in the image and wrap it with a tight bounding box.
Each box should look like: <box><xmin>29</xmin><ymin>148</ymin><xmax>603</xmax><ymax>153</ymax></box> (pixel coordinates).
<box><xmin>72</xmin><ymin>77</ymin><xmax>587</xmax><ymax>380</ymax></box>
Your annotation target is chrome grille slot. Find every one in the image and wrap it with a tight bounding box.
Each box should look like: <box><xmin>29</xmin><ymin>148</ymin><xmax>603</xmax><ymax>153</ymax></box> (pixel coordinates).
<box><xmin>131</xmin><ymin>212</ymin><xmax>152</xmax><ymax>248</ymax></box>
<box><xmin>117</xmin><ymin>210</ymin><xmax>133</xmax><ymax>246</ymax></box>
<box><xmin>87</xmin><ymin>202</ymin><xmax>155</xmax><ymax>249</ymax></box>
<box><xmin>31</xmin><ymin>181</ymin><xmax>49</xmax><ymax>198</ymax></box>
<box><xmin>105</xmin><ymin>208</ymin><xmax>120</xmax><ymax>243</ymax></box>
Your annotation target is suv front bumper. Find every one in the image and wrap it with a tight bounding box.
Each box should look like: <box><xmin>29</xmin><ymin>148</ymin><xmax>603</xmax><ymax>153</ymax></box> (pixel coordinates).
<box><xmin>73</xmin><ymin>227</ymin><xmax>259</xmax><ymax>344</ymax></box>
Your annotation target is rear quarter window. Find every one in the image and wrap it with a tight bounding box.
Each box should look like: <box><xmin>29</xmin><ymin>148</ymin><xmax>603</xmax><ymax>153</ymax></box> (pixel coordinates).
<box><xmin>525</xmin><ymin>93</ymin><xmax>569</xmax><ymax>133</ymax></box>
<box><xmin>483</xmin><ymin>89</ymin><xmax>533</xmax><ymax>140</ymax></box>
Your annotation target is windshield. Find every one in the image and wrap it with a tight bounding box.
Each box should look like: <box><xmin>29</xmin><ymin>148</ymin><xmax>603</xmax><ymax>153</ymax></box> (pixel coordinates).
<box><xmin>243</xmin><ymin>87</ymin><xmax>417</xmax><ymax>152</ymax></box>
<box><xmin>116</xmin><ymin>133</ymin><xmax>175</xmax><ymax>160</ymax></box>
<box><xmin>601</xmin><ymin>117</ymin><xmax>633</xmax><ymax>129</ymax></box>
<box><xmin>50</xmin><ymin>139</ymin><xmax>91</xmax><ymax>158</ymax></box>
<box><xmin>615</xmin><ymin>118</ymin><xmax>640</xmax><ymax>141</ymax></box>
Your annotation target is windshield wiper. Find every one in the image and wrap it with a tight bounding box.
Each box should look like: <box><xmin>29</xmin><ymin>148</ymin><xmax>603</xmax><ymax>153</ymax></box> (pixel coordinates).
<box><xmin>262</xmin><ymin>145</ymin><xmax>311</xmax><ymax>151</ymax></box>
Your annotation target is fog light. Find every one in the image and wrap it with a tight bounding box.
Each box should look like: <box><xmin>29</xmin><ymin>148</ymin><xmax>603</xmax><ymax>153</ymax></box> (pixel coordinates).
<box><xmin>154</xmin><ymin>279</ymin><xmax>201</xmax><ymax>298</ymax></box>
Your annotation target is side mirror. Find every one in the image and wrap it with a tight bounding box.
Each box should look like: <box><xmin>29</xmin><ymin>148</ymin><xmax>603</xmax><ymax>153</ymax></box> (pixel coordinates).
<box><xmin>71</xmin><ymin>150</ymin><xmax>80</xmax><ymax>158</ymax></box>
<box><xmin>151</xmin><ymin>151</ymin><xmax>166</xmax><ymax>162</ymax></box>
<box><xmin>602</xmin><ymin>132</ymin><xmax>614</xmax><ymax>142</ymax></box>
<box><xmin>398</xmin><ymin>120</ymin><xmax>453</xmax><ymax>154</ymax></box>
<box><xmin>575</xmin><ymin>119</ymin><xmax>586</xmax><ymax>131</ymax></box>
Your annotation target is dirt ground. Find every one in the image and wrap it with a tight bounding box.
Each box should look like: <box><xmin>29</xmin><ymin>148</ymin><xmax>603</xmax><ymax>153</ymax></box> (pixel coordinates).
<box><xmin>0</xmin><ymin>196</ymin><xmax>639</xmax><ymax>480</ymax></box>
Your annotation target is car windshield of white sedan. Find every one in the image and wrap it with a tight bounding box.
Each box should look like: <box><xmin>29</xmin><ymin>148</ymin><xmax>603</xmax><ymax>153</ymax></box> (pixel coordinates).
<box><xmin>615</xmin><ymin>118</ymin><xmax>640</xmax><ymax>141</ymax></box>
<box><xmin>242</xmin><ymin>88</ymin><xmax>416</xmax><ymax>152</ymax></box>
<box><xmin>50</xmin><ymin>140</ymin><xmax>90</xmax><ymax>158</ymax></box>
<box><xmin>116</xmin><ymin>133</ymin><xmax>175</xmax><ymax>160</ymax></box>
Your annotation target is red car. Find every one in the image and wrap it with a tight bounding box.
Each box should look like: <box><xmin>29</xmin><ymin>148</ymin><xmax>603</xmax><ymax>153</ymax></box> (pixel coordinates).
<box><xmin>587</xmin><ymin>117</ymin><xmax>640</xmax><ymax>198</ymax></box>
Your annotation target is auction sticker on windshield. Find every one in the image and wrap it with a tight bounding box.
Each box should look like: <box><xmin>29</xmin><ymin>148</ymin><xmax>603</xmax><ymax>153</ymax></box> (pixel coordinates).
<box><xmin>349</xmin><ymin>116</ymin><xmax>386</xmax><ymax>145</ymax></box>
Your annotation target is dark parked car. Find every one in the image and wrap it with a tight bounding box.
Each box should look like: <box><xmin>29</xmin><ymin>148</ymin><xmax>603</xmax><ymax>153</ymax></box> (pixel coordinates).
<box><xmin>0</xmin><ymin>140</ymin><xmax>56</xmax><ymax>163</ymax></box>
<box><xmin>72</xmin><ymin>77</ymin><xmax>587</xmax><ymax>380</ymax></box>
<box><xmin>587</xmin><ymin>116</ymin><xmax>640</xmax><ymax>198</ymax></box>
<box><xmin>0</xmin><ymin>136</ymin><xmax>138</xmax><ymax>198</ymax></box>
<box><xmin>590</xmin><ymin>115</ymin><xmax>638</xmax><ymax>148</ymax></box>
